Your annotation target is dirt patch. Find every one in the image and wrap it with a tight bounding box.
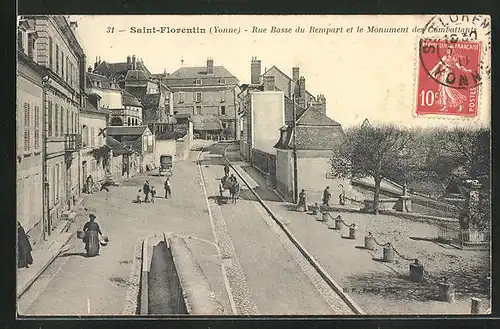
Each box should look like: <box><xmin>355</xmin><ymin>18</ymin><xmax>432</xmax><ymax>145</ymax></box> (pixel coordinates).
<box><xmin>109</xmin><ymin>276</ymin><xmax>132</xmax><ymax>288</ymax></box>
<box><xmin>119</xmin><ymin>260</ymin><xmax>132</xmax><ymax>265</ymax></box>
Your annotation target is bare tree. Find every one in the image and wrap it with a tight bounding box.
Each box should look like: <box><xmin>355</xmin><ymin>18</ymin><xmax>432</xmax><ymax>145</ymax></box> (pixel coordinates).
<box><xmin>329</xmin><ymin>124</ymin><xmax>413</xmax><ymax>214</ymax></box>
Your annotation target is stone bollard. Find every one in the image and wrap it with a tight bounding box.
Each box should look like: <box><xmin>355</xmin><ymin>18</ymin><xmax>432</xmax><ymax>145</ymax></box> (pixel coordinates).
<box><xmin>319</xmin><ymin>212</ymin><xmax>328</xmax><ymax>222</ymax></box>
<box><xmin>335</xmin><ymin>216</ymin><xmax>343</xmax><ymax>230</ymax></box>
<box><xmin>364</xmin><ymin>234</ymin><xmax>375</xmax><ymax>250</ymax></box>
<box><xmin>438</xmin><ymin>279</ymin><xmax>455</xmax><ymax>303</ymax></box>
<box><xmin>327</xmin><ymin>215</ymin><xmax>336</xmax><ymax>229</ymax></box>
<box><xmin>349</xmin><ymin>224</ymin><xmax>357</xmax><ymax>240</ymax></box>
<box><xmin>409</xmin><ymin>259</ymin><xmax>424</xmax><ymax>283</ymax></box>
<box><xmin>383</xmin><ymin>244</ymin><xmax>395</xmax><ymax>262</ymax></box>
<box><xmin>471</xmin><ymin>297</ymin><xmax>482</xmax><ymax>314</ymax></box>
<box><xmin>312</xmin><ymin>202</ymin><xmax>319</xmax><ymax>215</ymax></box>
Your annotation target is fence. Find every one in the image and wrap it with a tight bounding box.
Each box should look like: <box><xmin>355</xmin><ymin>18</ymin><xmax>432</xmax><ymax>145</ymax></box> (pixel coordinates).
<box><xmin>437</xmin><ymin>225</ymin><xmax>490</xmax><ymax>250</ymax></box>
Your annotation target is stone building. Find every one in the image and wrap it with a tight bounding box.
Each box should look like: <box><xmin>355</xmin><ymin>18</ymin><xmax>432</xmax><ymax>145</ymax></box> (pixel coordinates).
<box><xmin>106</xmin><ymin>126</ymin><xmax>156</xmax><ymax>171</ymax></box>
<box><xmin>22</xmin><ymin>15</ymin><xmax>86</xmax><ymax>232</ymax></box>
<box><xmin>165</xmin><ymin>58</ymin><xmax>239</xmax><ymax>139</ymax></box>
<box><xmin>80</xmin><ymin>95</ymin><xmax>109</xmax><ymax>190</ymax></box>
<box><xmin>16</xmin><ymin>18</ymin><xmax>45</xmax><ymax>244</ymax></box>
<box><xmin>86</xmin><ymin>71</ymin><xmax>143</xmax><ymax>126</ymax></box>
<box><xmin>92</xmin><ymin>55</ymin><xmax>174</xmax><ymax>129</ymax></box>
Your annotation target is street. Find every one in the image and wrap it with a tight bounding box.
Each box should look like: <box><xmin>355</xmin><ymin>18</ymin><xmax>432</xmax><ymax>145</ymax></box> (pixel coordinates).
<box><xmin>18</xmin><ymin>141</ymin><xmax>343</xmax><ymax>315</ymax></box>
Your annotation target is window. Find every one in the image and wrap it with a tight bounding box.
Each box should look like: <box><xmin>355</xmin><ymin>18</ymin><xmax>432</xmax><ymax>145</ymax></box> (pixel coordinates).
<box><xmin>195</xmin><ymin>79</ymin><xmax>202</xmax><ymax>85</ymax></box>
<box><xmin>196</xmin><ymin>106</ymin><xmax>202</xmax><ymax>115</ymax></box>
<box><xmin>34</xmin><ymin>106</ymin><xmax>40</xmax><ymax>149</ymax></box>
<box><xmin>91</xmin><ymin>127</ymin><xmax>95</xmax><ymax>146</ymax></box>
<box><xmin>27</xmin><ymin>33</ymin><xmax>35</xmax><ymax>60</ymax></box>
<box><xmin>48</xmin><ymin>101</ymin><xmax>53</xmax><ymax>136</ymax></box>
<box><xmin>82</xmin><ymin>125</ymin><xmax>88</xmax><ymax>147</ymax></box>
<box><xmin>220</xmin><ymin>106</ymin><xmax>226</xmax><ymax>115</ymax></box>
<box><xmin>178</xmin><ymin>92</ymin><xmax>184</xmax><ymax>103</ymax></box>
<box><xmin>66</xmin><ymin>57</ymin><xmax>69</xmax><ymax>82</ymax></box>
<box><xmin>195</xmin><ymin>92</ymin><xmax>202</xmax><ymax>103</ymax></box>
<box><xmin>48</xmin><ymin>37</ymin><xmax>53</xmax><ymax>68</ymax></box>
<box><xmin>128</xmin><ymin>118</ymin><xmax>131</xmax><ymax>126</ymax></box>
<box><xmin>50</xmin><ymin>166</ymin><xmax>55</xmax><ymax>206</ymax></box>
<box><xmin>17</xmin><ymin>29</ymin><xmax>23</xmax><ymax>51</ymax></box>
<box><xmin>24</xmin><ymin>103</ymin><xmax>30</xmax><ymax>152</ymax></box>
<box><xmin>66</xmin><ymin>110</ymin><xmax>70</xmax><ymax>134</ymax></box>
<box><xmin>60</xmin><ymin>106</ymin><xmax>64</xmax><ymax>134</ymax></box>
<box><xmin>220</xmin><ymin>91</ymin><xmax>226</xmax><ymax>102</ymax></box>
<box><xmin>56</xmin><ymin>164</ymin><xmax>60</xmax><ymax>202</ymax></box>
<box><xmin>220</xmin><ymin>78</ymin><xmax>226</xmax><ymax>84</ymax></box>
<box><xmin>61</xmin><ymin>51</ymin><xmax>64</xmax><ymax>78</ymax></box>
<box><xmin>55</xmin><ymin>45</ymin><xmax>59</xmax><ymax>73</ymax></box>
<box><xmin>222</xmin><ymin>122</ymin><xmax>228</xmax><ymax>129</ymax></box>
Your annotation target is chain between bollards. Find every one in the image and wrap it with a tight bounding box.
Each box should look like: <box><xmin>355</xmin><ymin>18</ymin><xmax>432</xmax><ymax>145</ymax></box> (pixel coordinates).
<box><xmin>327</xmin><ymin>213</ymin><xmax>353</xmax><ymax>228</ymax></box>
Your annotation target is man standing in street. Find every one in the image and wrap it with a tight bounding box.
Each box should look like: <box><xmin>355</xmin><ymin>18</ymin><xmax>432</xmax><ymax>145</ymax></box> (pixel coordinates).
<box><xmin>143</xmin><ymin>181</ymin><xmax>150</xmax><ymax>203</ymax></box>
<box><xmin>164</xmin><ymin>178</ymin><xmax>171</xmax><ymax>199</ymax></box>
<box><xmin>323</xmin><ymin>186</ymin><xmax>331</xmax><ymax>206</ymax></box>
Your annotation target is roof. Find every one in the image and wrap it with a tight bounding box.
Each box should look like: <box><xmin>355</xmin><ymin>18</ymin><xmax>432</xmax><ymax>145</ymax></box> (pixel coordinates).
<box><xmin>274</xmin><ymin>120</ymin><xmax>345</xmax><ymax>151</ymax></box>
<box><xmin>94</xmin><ymin>60</ymin><xmax>152</xmax><ymax>78</ymax></box>
<box><xmin>106</xmin><ymin>125</ymin><xmax>150</xmax><ymax>136</ymax></box>
<box><xmin>122</xmin><ymin>90</ymin><xmax>143</xmax><ymax>107</ymax></box>
<box><xmin>82</xmin><ymin>100</ymin><xmax>106</xmax><ymax>115</ymax></box>
<box><xmin>106</xmin><ymin>136</ymin><xmax>133</xmax><ymax>155</ymax></box>
<box><xmin>86</xmin><ymin>72</ymin><xmax>119</xmax><ymax>89</ymax></box>
<box><xmin>284</xmin><ymin>96</ymin><xmax>307</xmax><ymax>123</ymax></box>
<box><xmin>191</xmin><ymin>115</ymin><xmax>223</xmax><ymax>131</ymax></box>
<box><xmin>125</xmin><ymin>69</ymin><xmax>149</xmax><ymax>81</ymax></box>
<box><xmin>296</xmin><ymin>106</ymin><xmax>341</xmax><ymax>126</ymax></box>
<box><xmin>168</xmin><ymin>66</ymin><xmax>236</xmax><ymax>80</ymax></box>
<box><xmin>263</xmin><ymin>65</ymin><xmax>315</xmax><ymax>101</ymax></box>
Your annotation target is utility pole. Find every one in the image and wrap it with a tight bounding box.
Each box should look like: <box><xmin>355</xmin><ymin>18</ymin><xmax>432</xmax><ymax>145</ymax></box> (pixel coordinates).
<box><xmin>292</xmin><ymin>94</ymin><xmax>298</xmax><ymax>204</ymax></box>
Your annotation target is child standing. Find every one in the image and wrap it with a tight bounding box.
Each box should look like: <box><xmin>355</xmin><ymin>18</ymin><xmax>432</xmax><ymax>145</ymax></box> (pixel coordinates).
<box><xmin>136</xmin><ymin>189</ymin><xmax>142</xmax><ymax>203</ymax></box>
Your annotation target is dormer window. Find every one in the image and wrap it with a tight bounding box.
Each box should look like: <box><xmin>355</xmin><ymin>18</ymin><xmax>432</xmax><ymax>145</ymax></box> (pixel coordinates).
<box><xmin>219</xmin><ymin>78</ymin><xmax>226</xmax><ymax>85</ymax></box>
<box><xmin>195</xmin><ymin>79</ymin><xmax>202</xmax><ymax>85</ymax></box>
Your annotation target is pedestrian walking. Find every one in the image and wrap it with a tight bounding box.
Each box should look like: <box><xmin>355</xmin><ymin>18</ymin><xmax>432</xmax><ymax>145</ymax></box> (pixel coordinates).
<box><xmin>150</xmin><ymin>186</ymin><xmax>156</xmax><ymax>203</ymax></box>
<box><xmin>136</xmin><ymin>189</ymin><xmax>142</xmax><ymax>203</ymax></box>
<box><xmin>323</xmin><ymin>186</ymin><xmax>331</xmax><ymax>206</ymax></box>
<box><xmin>298</xmin><ymin>189</ymin><xmax>308</xmax><ymax>212</ymax></box>
<box><xmin>338</xmin><ymin>184</ymin><xmax>346</xmax><ymax>205</ymax></box>
<box><xmin>86</xmin><ymin>174</ymin><xmax>94</xmax><ymax>194</ymax></box>
<box><xmin>17</xmin><ymin>221</ymin><xmax>33</xmax><ymax>268</ymax></box>
<box><xmin>164</xmin><ymin>178</ymin><xmax>171</xmax><ymax>199</ymax></box>
<box><xmin>143</xmin><ymin>181</ymin><xmax>150</xmax><ymax>202</ymax></box>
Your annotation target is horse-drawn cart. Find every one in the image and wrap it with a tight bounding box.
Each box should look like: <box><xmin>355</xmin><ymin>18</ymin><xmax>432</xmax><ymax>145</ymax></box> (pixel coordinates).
<box><xmin>218</xmin><ymin>175</ymin><xmax>240</xmax><ymax>205</ymax></box>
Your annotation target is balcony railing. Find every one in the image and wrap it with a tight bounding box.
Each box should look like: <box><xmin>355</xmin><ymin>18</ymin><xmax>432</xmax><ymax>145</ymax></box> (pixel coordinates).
<box><xmin>65</xmin><ymin>133</ymin><xmax>82</xmax><ymax>151</ymax></box>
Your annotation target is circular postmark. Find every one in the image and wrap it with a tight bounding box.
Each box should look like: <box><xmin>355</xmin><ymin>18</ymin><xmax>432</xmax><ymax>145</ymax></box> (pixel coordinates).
<box><xmin>418</xmin><ymin>15</ymin><xmax>491</xmax><ymax>90</ymax></box>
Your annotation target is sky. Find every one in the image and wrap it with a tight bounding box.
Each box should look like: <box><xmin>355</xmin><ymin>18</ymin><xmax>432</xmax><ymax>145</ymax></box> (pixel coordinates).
<box><xmin>70</xmin><ymin>15</ymin><xmax>491</xmax><ymax>128</ymax></box>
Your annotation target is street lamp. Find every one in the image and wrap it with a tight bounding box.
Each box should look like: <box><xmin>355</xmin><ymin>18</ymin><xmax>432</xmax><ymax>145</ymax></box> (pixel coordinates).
<box><xmin>292</xmin><ymin>94</ymin><xmax>298</xmax><ymax>204</ymax></box>
<box><xmin>42</xmin><ymin>75</ymin><xmax>52</xmax><ymax>239</ymax></box>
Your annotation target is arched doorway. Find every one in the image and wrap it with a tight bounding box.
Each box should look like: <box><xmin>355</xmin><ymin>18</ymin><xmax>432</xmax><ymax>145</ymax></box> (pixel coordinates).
<box><xmin>110</xmin><ymin>117</ymin><xmax>123</xmax><ymax>126</ymax></box>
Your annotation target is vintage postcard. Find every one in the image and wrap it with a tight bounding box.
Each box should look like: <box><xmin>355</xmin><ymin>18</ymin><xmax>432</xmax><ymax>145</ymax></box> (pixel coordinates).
<box><xmin>16</xmin><ymin>15</ymin><xmax>491</xmax><ymax>316</ymax></box>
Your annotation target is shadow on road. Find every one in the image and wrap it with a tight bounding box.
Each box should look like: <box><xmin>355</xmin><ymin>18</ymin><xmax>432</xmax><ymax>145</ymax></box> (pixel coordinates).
<box><xmin>59</xmin><ymin>252</ymin><xmax>87</xmax><ymax>258</ymax></box>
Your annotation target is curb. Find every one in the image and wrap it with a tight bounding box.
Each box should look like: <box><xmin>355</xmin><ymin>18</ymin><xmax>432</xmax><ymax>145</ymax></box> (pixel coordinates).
<box><xmin>17</xmin><ymin>232</ymin><xmax>75</xmax><ymax>299</ymax></box>
<box><xmin>222</xmin><ymin>144</ymin><xmax>365</xmax><ymax>315</ymax></box>
<box><xmin>122</xmin><ymin>236</ymin><xmax>145</xmax><ymax>315</ymax></box>
<box><xmin>139</xmin><ymin>235</ymin><xmax>151</xmax><ymax>315</ymax></box>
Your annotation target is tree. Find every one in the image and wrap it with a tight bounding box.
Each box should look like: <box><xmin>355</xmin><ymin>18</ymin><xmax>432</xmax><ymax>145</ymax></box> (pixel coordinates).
<box><xmin>329</xmin><ymin>124</ymin><xmax>413</xmax><ymax>214</ymax></box>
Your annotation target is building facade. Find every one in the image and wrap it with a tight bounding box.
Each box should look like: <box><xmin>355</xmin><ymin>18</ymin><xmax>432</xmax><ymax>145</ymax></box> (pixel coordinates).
<box><xmin>25</xmin><ymin>15</ymin><xmax>86</xmax><ymax>232</ymax></box>
<box><xmin>165</xmin><ymin>58</ymin><xmax>239</xmax><ymax>138</ymax></box>
<box><xmin>16</xmin><ymin>18</ymin><xmax>45</xmax><ymax>244</ymax></box>
<box><xmin>106</xmin><ymin>126</ymin><xmax>155</xmax><ymax>171</ymax></box>
<box><xmin>80</xmin><ymin>97</ymin><xmax>109</xmax><ymax>190</ymax></box>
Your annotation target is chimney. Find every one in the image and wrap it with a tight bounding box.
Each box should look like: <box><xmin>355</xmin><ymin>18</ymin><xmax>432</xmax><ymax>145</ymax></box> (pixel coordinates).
<box><xmin>316</xmin><ymin>94</ymin><xmax>327</xmax><ymax>115</ymax></box>
<box><xmin>94</xmin><ymin>56</ymin><xmax>98</xmax><ymax>69</ymax></box>
<box><xmin>292</xmin><ymin>67</ymin><xmax>299</xmax><ymax>82</ymax></box>
<box><xmin>297</xmin><ymin>76</ymin><xmax>306</xmax><ymax>108</ymax></box>
<box><xmin>127</xmin><ymin>56</ymin><xmax>132</xmax><ymax>70</ymax></box>
<box><xmin>132</xmin><ymin>55</ymin><xmax>136</xmax><ymax>70</ymax></box>
<box><xmin>263</xmin><ymin>75</ymin><xmax>275</xmax><ymax>91</ymax></box>
<box><xmin>251</xmin><ymin>57</ymin><xmax>261</xmax><ymax>85</ymax></box>
<box><xmin>207</xmin><ymin>57</ymin><xmax>214</xmax><ymax>75</ymax></box>
<box><xmin>98</xmin><ymin>56</ymin><xmax>101</xmax><ymax>65</ymax></box>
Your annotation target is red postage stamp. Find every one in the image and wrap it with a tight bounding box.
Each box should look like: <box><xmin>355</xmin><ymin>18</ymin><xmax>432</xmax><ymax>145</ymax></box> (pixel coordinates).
<box><xmin>417</xmin><ymin>39</ymin><xmax>482</xmax><ymax>117</ymax></box>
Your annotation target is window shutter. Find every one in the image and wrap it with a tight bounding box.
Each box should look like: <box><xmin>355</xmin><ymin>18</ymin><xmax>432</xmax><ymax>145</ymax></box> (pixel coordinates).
<box><xmin>48</xmin><ymin>101</ymin><xmax>53</xmax><ymax>137</ymax></box>
<box><xmin>55</xmin><ymin>104</ymin><xmax>59</xmax><ymax>136</ymax></box>
<box><xmin>24</xmin><ymin>103</ymin><xmax>30</xmax><ymax>152</ymax></box>
<box><xmin>34</xmin><ymin>106</ymin><xmax>40</xmax><ymax>149</ymax></box>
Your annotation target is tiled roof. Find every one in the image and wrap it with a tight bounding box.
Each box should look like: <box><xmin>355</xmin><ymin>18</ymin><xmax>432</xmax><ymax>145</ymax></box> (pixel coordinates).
<box><xmin>82</xmin><ymin>100</ymin><xmax>105</xmax><ymax>115</ymax></box>
<box><xmin>125</xmin><ymin>70</ymin><xmax>149</xmax><ymax>81</ymax></box>
<box><xmin>284</xmin><ymin>97</ymin><xmax>307</xmax><ymax>123</ymax></box>
<box><xmin>95</xmin><ymin>61</ymin><xmax>152</xmax><ymax>78</ymax></box>
<box><xmin>296</xmin><ymin>106</ymin><xmax>341</xmax><ymax>126</ymax></box>
<box><xmin>106</xmin><ymin>136</ymin><xmax>133</xmax><ymax>154</ymax></box>
<box><xmin>263</xmin><ymin>65</ymin><xmax>316</xmax><ymax>101</ymax></box>
<box><xmin>168</xmin><ymin>66</ymin><xmax>236</xmax><ymax>79</ymax></box>
<box><xmin>192</xmin><ymin>115</ymin><xmax>223</xmax><ymax>131</ymax></box>
<box><xmin>122</xmin><ymin>90</ymin><xmax>142</xmax><ymax>107</ymax></box>
<box><xmin>274</xmin><ymin>123</ymin><xmax>345</xmax><ymax>151</ymax></box>
<box><xmin>106</xmin><ymin>125</ymin><xmax>150</xmax><ymax>136</ymax></box>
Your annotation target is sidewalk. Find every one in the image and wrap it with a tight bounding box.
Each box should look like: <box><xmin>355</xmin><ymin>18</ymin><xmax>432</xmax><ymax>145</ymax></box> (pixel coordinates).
<box><xmin>17</xmin><ymin>219</ymin><xmax>75</xmax><ymax>298</ymax></box>
<box><xmin>225</xmin><ymin>147</ymin><xmax>490</xmax><ymax>315</ymax></box>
